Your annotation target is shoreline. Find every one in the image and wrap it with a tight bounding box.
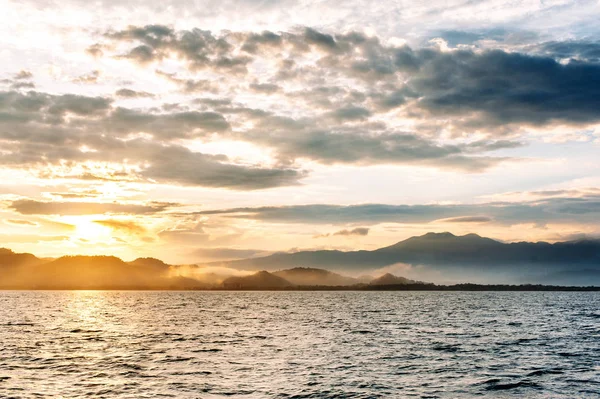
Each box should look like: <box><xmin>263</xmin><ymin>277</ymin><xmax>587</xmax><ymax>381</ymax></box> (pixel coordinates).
<box><xmin>1</xmin><ymin>284</ymin><xmax>600</xmax><ymax>292</ymax></box>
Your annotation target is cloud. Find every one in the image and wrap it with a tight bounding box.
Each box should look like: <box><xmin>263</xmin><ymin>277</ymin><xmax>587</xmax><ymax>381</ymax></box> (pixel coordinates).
<box><xmin>73</xmin><ymin>70</ymin><xmax>101</xmax><ymax>84</ymax></box>
<box><xmin>532</xmin><ymin>41</ymin><xmax>600</xmax><ymax>63</ymax></box>
<box><xmin>10</xmin><ymin>199</ymin><xmax>173</xmax><ymax>215</ymax></box>
<box><xmin>0</xmin><ymin>234</ymin><xmax>70</xmax><ymax>243</ymax></box>
<box><xmin>242</xmin><ymin>125</ymin><xmax>516</xmax><ymax>170</ymax></box>
<box><xmin>3</xmin><ymin>26</ymin><xmax>600</xmax><ymax>194</ymax></box>
<box><xmin>138</xmin><ymin>144</ymin><xmax>303</xmax><ymax>189</ymax></box>
<box><xmin>86</xmin><ymin>43</ymin><xmax>104</xmax><ymax>58</ymax></box>
<box><xmin>49</xmin><ymin>191</ymin><xmax>102</xmax><ymax>199</ymax></box>
<box><xmin>193</xmin><ymin>192</ymin><xmax>600</xmax><ymax>226</ymax></box>
<box><xmin>328</xmin><ymin>106</ymin><xmax>371</xmax><ymax>121</ymax></box>
<box><xmin>249</xmin><ymin>83</ymin><xmax>280</xmax><ymax>93</ymax></box>
<box><xmin>158</xmin><ymin>222</ymin><xmax>209</xmax><ymax>245</ymax></box>
<box><xmin>334</xmin><ymin>227</ymin><xmax>370</xmax><ymax>236</ymax></box>
<box><xmin>314</xmin><ymin>226</ymin><xmax>370</xmax><ymax>238</ymax></box>
<box><xmin>14</xmin><ymin>70</ymin><xmax>33</xmax><ymax>80</ymax></box>
<box><xmin>115</xmin><ymin>88</ymin><xmax>155</xmax><ymax>98</ymax></box>
<box><xmin>106</xmin><ymin>25</ymin><xmax>251</xmax><ymax>73</ymax></box>
<box><xmin>10</xmin><ymin>81</ymin><xmax>35</xmax><ymax>90</ymax></box>
<box><xmin>0</xmin><ymin>90</ymin><xmax>303</xmax><ymax>190</ymax></box>
<box><xmin>435</xmin><ymin>216</ymin><xmax>493</xmax><ymax>223</ymax></box>
<box><xmin>412</xmin><ymin>49</ymin><xmax>600</xmax><ymax>127</ymax></box>
<box><xmin>190</xmin><ymin>247</ymin><xmax>268</xmax><ymax>261</ymax></box>
<box><xmin>155</xmin><ymin>70</ymin><xmax>219</xmax><ymax>93</ymax></box>
<box><xmin>94</xmin><ymin>219</ymin><xmax>147</xmax><ymax>235</ymax></box>
<box><xmin>4</xmin><ymin>219</ymin><xmax>38</xmax><ymax>226</ymax></box>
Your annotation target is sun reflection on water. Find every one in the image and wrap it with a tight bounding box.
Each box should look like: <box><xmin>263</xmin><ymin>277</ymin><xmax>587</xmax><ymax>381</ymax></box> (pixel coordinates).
<box><xmin>65</xmin><ymin>290</ymin><xmax>110</xmax><ymax>328</ymax></box>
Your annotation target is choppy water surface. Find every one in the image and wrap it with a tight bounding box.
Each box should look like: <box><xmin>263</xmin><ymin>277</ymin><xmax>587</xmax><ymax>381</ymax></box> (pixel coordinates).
<box><xmin>0</xmin><ymin>291</ymin><xmax>599</xmax><ymax>398</ymax></box>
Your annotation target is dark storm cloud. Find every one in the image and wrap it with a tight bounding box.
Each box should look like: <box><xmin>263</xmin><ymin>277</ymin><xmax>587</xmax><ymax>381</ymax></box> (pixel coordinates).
<box><xmin>429</xmin><ymin>28</ymin><xmax>540</xmax><ymax>47</ymax></box>
<box><xmin>412</xmin><ymin>49</ymin><xmax>600</xmax><ymax>126</ymax></box>
<box><xmin>99</xmin><ymin>25</ymin><xmax>600</xmax><ymax>130</ymax></box>
<box><xmin>192</xmin><ymin>194</ymin><xmax>600</xmax><ymax>226</ymax></box>
<box><xmin>10</xmin><ymin>200</ymin><xmax>173</xmax><ymax>215</ymax></box>
<box><xmin>532</xmin><ymin>41</ymin><xmax>600</xmax><ymax>63</ymax></box>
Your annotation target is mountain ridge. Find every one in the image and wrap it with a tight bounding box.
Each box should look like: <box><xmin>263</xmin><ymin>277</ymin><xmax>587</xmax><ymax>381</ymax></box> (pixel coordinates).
<box><xmin>206</xmin><ymin>232</ymin><xmax>600</xmax><ymax>284</ymax></box>
<box><xmin>2</xmin><ymin>232</ymin><xmax>600</xmax><ymax>287</ymax></box>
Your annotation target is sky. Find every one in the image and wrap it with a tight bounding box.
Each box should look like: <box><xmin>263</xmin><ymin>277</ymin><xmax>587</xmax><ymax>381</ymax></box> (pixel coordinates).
<box><xmin>1</xmin><ymin>0</ymin><xmax>600</xmax><ymax>263</ymax></box>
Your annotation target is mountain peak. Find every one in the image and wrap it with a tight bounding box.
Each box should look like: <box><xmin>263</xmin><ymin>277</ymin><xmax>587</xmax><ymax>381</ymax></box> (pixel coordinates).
<box><xmin>370</xmin><ymin>273</ymin><xmax>416</xmax><ymax>285</ymax></box>
<box><xmin>421</xmin><ymin>232</ymin><xmax>456</xmax><ymax>239</ymax></box>
<box><xmin>222</xmin><ymin>270</ymin><xmax>293</xmax><ymax>289</ymax></box>
<box><xmin>129</xmin><ymin>257</ymin><xmax>170</xmax><ymax>269</ymax></box>
<box><xmin>376</xmin><ymin>231</ymin><xmax>502</xmax><ymax>254</ymax></box>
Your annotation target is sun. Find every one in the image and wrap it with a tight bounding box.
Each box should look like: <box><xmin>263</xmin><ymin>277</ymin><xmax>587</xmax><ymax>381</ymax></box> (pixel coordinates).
<box><xmin>70</xmin><ymin>218</ymin><xmax>112</xmax><ymax>241</ymax></box>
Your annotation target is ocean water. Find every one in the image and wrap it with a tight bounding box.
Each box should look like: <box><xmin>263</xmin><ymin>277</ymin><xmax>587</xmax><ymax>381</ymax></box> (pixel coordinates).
<box><xmin>0</xmin><ymin>291</ymin><xmax>599</xmax><ymax>398</ymax></box>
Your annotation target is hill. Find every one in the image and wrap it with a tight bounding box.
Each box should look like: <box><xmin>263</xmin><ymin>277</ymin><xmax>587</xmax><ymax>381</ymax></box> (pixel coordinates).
<box><xmin>209</xmin><ymin>232</ymin><xmax>600</xmax><ymax>285</ymax></box>
<box><xmin>273</xmin><ymin>267</ymin><xmax>359</xmax><ymax>286</ymax></box>
<box><xmin>369</xmin><ymin>273</ymin><xmax>417</xmax><ymax>286</ymax></box>
<box><xmin>2</xmin><ymin>231</ymin><xmax>600</xmax><ymax>288</ymax></box>
<box><xmin>0</xmin><ymin>248</ymin><xmax>43</xmax><ymax>268</ymax></box>
<box><xmin>0</xmin><ymin>254</ymin><xmax>206</xmax><ymax>290</ymax></box>
<box><xmin>128</xmin><ymin>257</ymin><xmax>171</xmax><ymax>271</ymax></box>
<box><xmin>222</xmin><ymin>271</ymin><xmax>293</xmax><ymax>289</ymax></box>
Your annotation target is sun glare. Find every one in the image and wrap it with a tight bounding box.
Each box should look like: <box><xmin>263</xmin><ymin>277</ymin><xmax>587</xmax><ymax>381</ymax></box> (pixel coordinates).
<box><xmin>72</xmin><ymin>219</ymin><xmax>111</xmax><ymax>241</ymax></box>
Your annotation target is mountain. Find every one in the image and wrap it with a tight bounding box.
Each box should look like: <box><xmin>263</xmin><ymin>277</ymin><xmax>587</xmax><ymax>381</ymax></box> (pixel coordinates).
<box><xmin>369</xmin><ymin>273</ymin><xmax>417</xmax><ymax>286</ymax></box>
<box><xmin>0</xmin><ymin>248</ymin><xmax>43</xmax><ymax>268</ymax></box>
<box><xmin>128</xmin><ymin>257</ymin><xmax>171</xmax><ymax>271</ymax></box>
<box><xmin>0</xmin><ymin>255</ymin><xmax>206</xmax><ymax>290</ymax></box>
<box><xmin>0</xmin><ymin>248</ymin><xmax>45</xmax><ymax>287</ymax></box>
<box><xmin>208</xmin><ymin>232</ymin><xmax>600</xmax><ymax>285</ymax></box>
<box><xmin>273</xmin><ymin>267</ymin><xmax>359</xmax><ymax>286</ymax></box>
<box><xmin>2</xmin><ymin>231</ymin><xmax>600</xmax><ymax>288</ymax></box>
<box><xmin>222</xmin><ymin>271</ymin><xmax>293</xmax><ymax>289</ymax></box>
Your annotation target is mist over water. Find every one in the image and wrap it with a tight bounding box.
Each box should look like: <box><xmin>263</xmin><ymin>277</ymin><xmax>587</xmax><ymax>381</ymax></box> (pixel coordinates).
<box><xmin>1</xmin><ymin>291</ymin><xmax>599</xmax><ymax>398</ymax></box>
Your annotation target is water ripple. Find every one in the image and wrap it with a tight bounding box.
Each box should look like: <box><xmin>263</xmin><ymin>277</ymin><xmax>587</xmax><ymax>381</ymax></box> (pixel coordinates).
<box><xmin>0</xmin><ymin>291</ymin><xmax>598</xmax><ymax>398</ymax></box>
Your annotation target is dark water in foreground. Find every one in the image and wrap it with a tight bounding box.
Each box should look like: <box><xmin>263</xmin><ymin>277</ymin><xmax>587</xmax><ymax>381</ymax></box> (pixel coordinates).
<box><xmin>0</xmin><ymin>292</ymin><xmax>599</xmax><ymax>398</ymax></box>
